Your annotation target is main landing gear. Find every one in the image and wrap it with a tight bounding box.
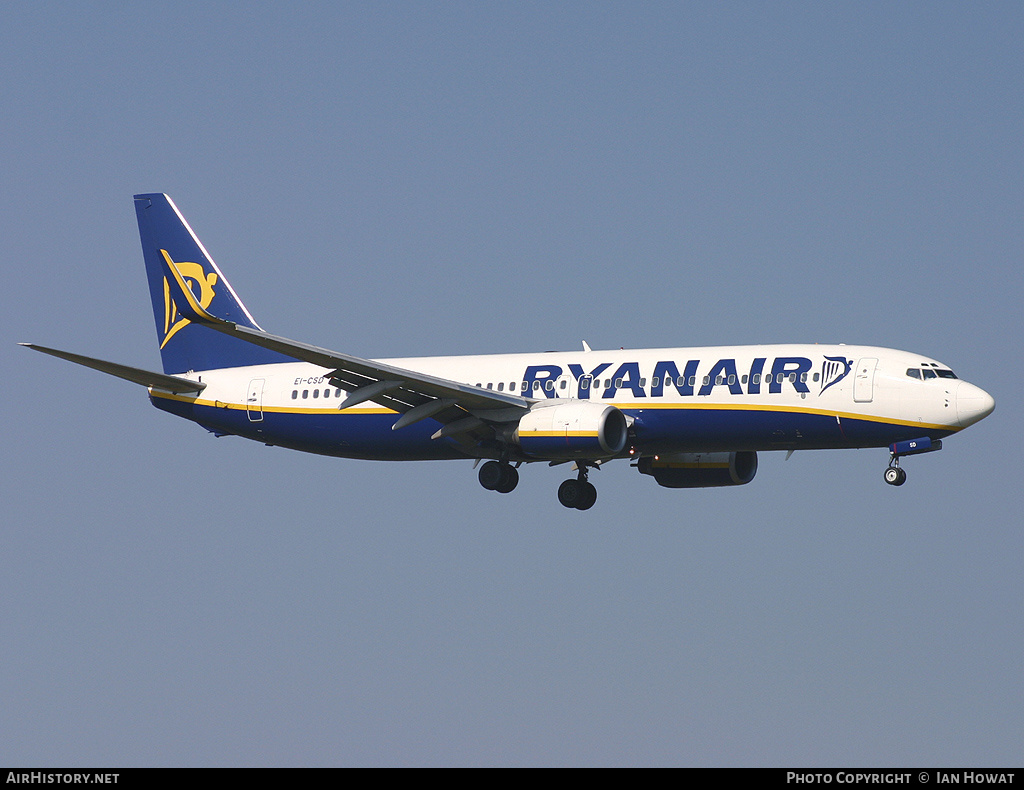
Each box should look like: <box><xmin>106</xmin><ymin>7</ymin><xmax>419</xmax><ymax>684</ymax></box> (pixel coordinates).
<box><xmin>557</xmin><ymin>467</ymin><xmax>598</xmax><ymax>511</ymax></box>
<box><xmin>478</xmin><ymin>460</ymin><xmax>519</xmax><ymax>494</ymax></box>
<box><xmin>477</xmin><ymin>460</ymin><xmax>599</xmax><ymax>509</ymax></box>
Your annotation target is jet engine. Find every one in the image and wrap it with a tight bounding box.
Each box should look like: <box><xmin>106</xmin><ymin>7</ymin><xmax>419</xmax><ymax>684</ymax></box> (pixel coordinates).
<box><xmin>515</xmin><ymin>401</ymin><xmax>628</xmax><ymax>459</ymax></box>
<box><xmin>637</xmin><ymin>451</ymin><xmax>758</xmax><ymax>488</ymax></box>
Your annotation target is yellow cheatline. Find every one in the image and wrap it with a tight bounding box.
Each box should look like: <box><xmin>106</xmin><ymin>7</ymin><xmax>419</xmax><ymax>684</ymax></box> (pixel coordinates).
<box><xmin>653</xmin><ymin>462</ymin><xmax>730</xmax><ymax>469</ymax></box>
<box><xmin>150</xmin><ymin>391</ymin><xmax>397</xmax><ymax>415</ymax></box>
<box><xmin>609</xmin><ymin>400</ymin><xmax>957</xmax><ymax>432</ymax></box>
<box><xmin>520</xmin><ymin>430</ymin><xmax>599</xmax><ymax>437</ymax></box>
<box><xmin>150</xmin><ymin>392</ymin><xmax>956</xmax><ymax>432</ymax></box>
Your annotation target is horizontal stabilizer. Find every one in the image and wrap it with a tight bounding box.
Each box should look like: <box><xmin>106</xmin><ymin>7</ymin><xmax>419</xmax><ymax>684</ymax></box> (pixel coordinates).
<box><xmin>20</xmin><ymin>344</ymin><xmax>206</xmax><ymax>394</ymax></box>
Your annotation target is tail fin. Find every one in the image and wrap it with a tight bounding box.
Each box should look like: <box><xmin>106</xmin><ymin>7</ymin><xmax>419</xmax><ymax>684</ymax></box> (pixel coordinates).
<box><xmin>134</xmin><ymin>193</ymin><xmax>293</xmax><ymax>374</ymax></box>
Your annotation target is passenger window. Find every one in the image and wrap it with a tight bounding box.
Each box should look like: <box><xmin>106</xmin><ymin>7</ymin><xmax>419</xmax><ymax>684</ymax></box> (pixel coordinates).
<box><xmin>615</xmin><ymin>378</ymin><xmax>623</xmax><ymax>387</ymax></box>
<box><xmin>313</xmin><ymin>389</ymin><xmax>319</xmax><ymax>398</ymax></box>
<box><xmin>752</xmin><ymin>374</ymin><xmax>760</xmax><ymax>385</ymax></box>
<box><xmin>702</xmin><ymin>376</ymin><xmax>710</xmax><ymax>386</ymax></box>
<box><xmin>497</xmin><ymin>382</ymin><xmax>504</xmax><ymax>391</ymax></box>
<box><xmin>291</xmin><ymin>390</ymin><xmax>298</xmax><ymax>399</ymax></box>
<box><xmin>741</xmin><ymin>375</ymin><xmax>748</xmax><ymax>384</ymax></box>
<box><xmin>639</xmin><ymin>378</ymin><xmax>646</xmax><ymax>387</ymax></box>
<box><xmin>652</xmin><ymin>377</ymin><xmax>660</xmax><ymax>388</ymax></box>
<box><xmin>688</xmin><ymin>376</ymin><xmax>696</xmax><ymax>387</ymax></box>
<box><xmin>545</xmin><ymin>380</ymin><xmax>554</xmax><ymax>391</ymax></box>
<box><xmin>559</xmin><ymin>380</ymin><xmax>567</xmax><ymax>389</ymax></box>
<box><xmin>813</xmin><ymin>373</ymin><xmax>819</xmax><ymax>382</ymax></box>
<box><xmin>800</xmin><ymin>373</ymin><xmax>807</xmax><ymax>383</ymax></box>
<box><xmin>302</xmin><ymin>390</ymin><xmax>308</xmax><ymax>399</ymax></box>
<box><xmin>676</xmin><ymin>376</ymin><xmax>685</xmax><ymax>387</ymax></box>
<box><xmin>727</xmin><ymin>374</ymin><xmax>736</xmax><ymax>385</ymax></box>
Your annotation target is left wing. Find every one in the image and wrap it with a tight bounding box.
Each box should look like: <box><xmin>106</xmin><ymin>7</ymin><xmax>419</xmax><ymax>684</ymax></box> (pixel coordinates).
<box><xmin>161</xmin><ymin>250</ymin><xmax>534</xmax><ymax>443</ymax></box>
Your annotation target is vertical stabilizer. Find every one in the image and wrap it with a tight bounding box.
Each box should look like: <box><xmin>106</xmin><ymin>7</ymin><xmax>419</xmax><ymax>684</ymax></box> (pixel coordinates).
<box><xmin>134</xmin><ymin>193</ymin><xmax>292</xmax><ymax>373</ymax></box>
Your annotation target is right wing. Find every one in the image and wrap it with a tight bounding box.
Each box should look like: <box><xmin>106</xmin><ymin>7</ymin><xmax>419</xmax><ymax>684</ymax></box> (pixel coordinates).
<box><xmin>160</xmin><ymin>250</ymin><xmax>536</xmax><ymax>443</ymax></box>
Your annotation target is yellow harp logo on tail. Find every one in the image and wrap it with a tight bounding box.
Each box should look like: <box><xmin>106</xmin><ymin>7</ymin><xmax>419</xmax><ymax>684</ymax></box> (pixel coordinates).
<box><xmin>159</xmin><ymin>249</ymin><xmax>218</xmax><ymax>348</ymax></box>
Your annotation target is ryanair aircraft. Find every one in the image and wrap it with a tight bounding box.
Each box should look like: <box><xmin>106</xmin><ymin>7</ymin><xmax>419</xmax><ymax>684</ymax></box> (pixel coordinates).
<box><xmin>23</xmin><ymin>194</ymin><xmax>995</xmax><ymax>510</ymax></box>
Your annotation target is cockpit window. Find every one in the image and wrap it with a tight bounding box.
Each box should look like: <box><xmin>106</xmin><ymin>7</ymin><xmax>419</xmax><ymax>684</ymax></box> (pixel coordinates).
<box><xmin>908</xmin><ymin>367</ymin><xmax>958</xmax><ymax>380</ymax></box>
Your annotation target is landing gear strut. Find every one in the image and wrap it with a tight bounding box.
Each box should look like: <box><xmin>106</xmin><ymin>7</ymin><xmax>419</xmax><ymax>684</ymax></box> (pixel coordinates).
<box><xmin>884</xmin><ymin>437</ymin><xmax>942</xmax><ymax>486</ymax></box>
<box><xmin>478</xmin><ymin>460</ymin><xmax>519</xmax><ymax>494</ymax></box>
<box><xmin>558</xmin><ymin>466</ymin><xmax>598</xmax><ymax>510</ymax></box>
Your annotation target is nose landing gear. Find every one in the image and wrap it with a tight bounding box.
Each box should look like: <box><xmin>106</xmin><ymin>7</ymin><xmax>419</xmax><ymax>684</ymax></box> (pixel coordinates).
<box><xmin>884</xmin><ymin>461</ymin><xmax>907</xmax><ymax>487</ymax></box>
<box><xmin>883</xmin><ymin>437</ymin><xmax>942</xmax><ymax>487</ymax></box>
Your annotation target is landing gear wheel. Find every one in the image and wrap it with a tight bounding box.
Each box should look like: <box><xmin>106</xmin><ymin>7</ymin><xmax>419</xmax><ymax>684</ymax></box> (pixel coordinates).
<box><xmin>558</xmin><ymin>479</ymin><xmax>597</xmax><ymax>510</ymax></box>
<box><xmin>558</xmin><ymin>479</ymin><xmax>583</xmax><ymax>508</ymax></box>
<box><xmin>495</xmin><ymin>464</ymin><xmax>519</xmax><ymax>494</ymax></box>
<box><xmin>884</xmin><ymin>466</ymin><xmax>907</xmax><ymax>486</ymax></box>
<box><xmin>480</xmin><ymin>461</ymin><xmax>519</xmax><ymax>493</ymax></box>
<box><xmin>478</xmin><ymin>461</ymin><xmax>503</xmax><ymax>491</ymax></box>
<box><xmin>575</xmin><ymin>481</ymin><xmax>597</xmax><ymax>511</ymax></box>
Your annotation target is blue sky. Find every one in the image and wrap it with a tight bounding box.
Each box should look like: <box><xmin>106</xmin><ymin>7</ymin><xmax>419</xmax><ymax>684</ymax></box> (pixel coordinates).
<box><xmin>3</xmin><ymin>2</ymin><xmax>1021</xmax><ymax>766</ymax></box>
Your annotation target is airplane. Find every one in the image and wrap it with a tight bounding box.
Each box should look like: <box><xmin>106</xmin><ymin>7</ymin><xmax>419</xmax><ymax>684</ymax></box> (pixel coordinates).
<box><xmin>22</xmin><ymin>193</ymin><xmax>995</xmax><ymax>510</ymax></box>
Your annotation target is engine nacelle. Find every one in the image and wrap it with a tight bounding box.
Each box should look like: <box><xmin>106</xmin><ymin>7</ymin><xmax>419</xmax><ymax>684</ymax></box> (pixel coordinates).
<box><xmin>515</xmin><ymin>401</ymin><xmax>628</xmax><ymax>459</ymax></box>
<box><xmin>637</xmin><ymin>451</ymin><xmax>758</xmax><ymax>488</ymax></box>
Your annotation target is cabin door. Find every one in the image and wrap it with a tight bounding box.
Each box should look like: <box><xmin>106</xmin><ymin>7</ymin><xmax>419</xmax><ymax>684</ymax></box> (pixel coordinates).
<box><xmin>246</xmin><ymin>378</ymin><xmax>265</xmax><ymax>422</ymax></box>
<box><xmin>853</xmin><ymin>358</ymin><xmax>877</xmax><ymax>403</ymax></box>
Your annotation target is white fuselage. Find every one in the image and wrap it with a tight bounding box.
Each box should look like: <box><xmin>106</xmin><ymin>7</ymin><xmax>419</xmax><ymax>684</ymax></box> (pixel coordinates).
<box><xmin>149</xmin><ymin>343</ymin><xmax>992</xmax><ymax>461</ymax></box>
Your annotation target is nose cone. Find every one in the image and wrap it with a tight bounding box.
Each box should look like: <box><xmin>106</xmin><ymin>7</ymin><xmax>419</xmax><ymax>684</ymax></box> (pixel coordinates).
<box><xmin>956</xmin><ymin>381</ymin><xmax>996</xmax><ymax>428</ymax></box>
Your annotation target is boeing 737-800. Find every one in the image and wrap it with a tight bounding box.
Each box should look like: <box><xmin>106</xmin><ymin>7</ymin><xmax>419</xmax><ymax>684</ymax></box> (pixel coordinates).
<box><xmin>22</xmin><ymin>194</ymin><xmax>995</xmax><ymax>510</ymax></box>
